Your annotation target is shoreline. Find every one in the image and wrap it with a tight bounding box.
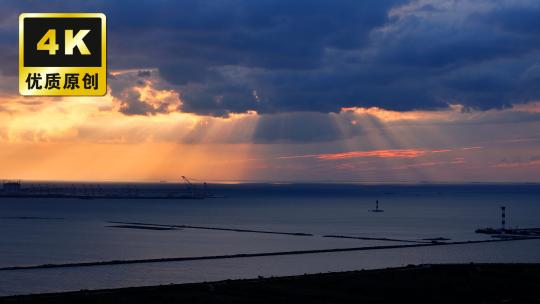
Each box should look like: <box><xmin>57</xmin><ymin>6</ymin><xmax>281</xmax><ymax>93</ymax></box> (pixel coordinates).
<box><xmin>2</xmin><ymin>263</ymin><xmax>540</xmax><ymax>303</ymax></box>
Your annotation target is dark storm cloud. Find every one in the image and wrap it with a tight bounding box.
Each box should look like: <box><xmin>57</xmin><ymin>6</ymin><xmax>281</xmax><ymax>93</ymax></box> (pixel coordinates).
<box><xmin>1</xmin><ymin>0</ymin><xmax>540</xmax><ymax>116</ymax></box>
<box><xmin>479</xmin><ymin>4</ymin><xmax>540</xmax><ymax>34</ymax></box>
<box><xmin>253</xmin><ymin>112</ymin><xmax>363</xmax><ymax>143</ymax></box>
<box><xmin>108</xmin><ymin>70</ymin><xmax>181</xmax><ymax>116</ymax></box>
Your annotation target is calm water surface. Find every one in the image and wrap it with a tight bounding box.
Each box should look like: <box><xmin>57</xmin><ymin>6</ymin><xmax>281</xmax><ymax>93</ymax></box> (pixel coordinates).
<box><xmin>1</xmin><ymin>184</ymin><xmax>539</xmax><ymax>296</ymax></box>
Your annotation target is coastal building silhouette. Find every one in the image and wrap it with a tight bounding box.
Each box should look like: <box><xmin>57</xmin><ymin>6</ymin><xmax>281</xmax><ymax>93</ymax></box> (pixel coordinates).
<box><xmin>2</xmin><ymin>181</ymin><xmax>21</xmax><ymax>193</ymax></box>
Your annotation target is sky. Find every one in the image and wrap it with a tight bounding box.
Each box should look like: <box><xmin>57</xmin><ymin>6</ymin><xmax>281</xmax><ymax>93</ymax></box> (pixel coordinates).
<box><xmin>1</xmin><ymin>0</ymin><xmax>540</xmax><ymax>183</ymax></box>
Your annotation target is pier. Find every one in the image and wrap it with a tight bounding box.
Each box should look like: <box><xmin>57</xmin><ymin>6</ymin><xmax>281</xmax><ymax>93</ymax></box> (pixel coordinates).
<box><xmin>108</xmin><ymin>221</ymin><xmax>314</xmax><ymax>236</ymax></box>
<box><xmin>475</xmin><ymin>206</ymin><xmax>540</xmax><ymax>237</ymax></box>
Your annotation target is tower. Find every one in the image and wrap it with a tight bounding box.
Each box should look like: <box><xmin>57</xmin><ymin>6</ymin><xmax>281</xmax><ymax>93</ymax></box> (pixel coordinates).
<box><xmin>370</xmin><ymin>200</ymin><xmax>384</xmax><ymax>212</ymax></box>
<box><xmin>501</xmin><ymin>206</ymin><xmax>506</xmax><ymax>232</ymax></box>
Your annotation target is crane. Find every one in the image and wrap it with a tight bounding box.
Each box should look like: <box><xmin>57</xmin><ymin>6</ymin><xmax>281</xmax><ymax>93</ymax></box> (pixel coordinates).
<box><xmin>181</xmin><ymin>176</ymin><xmax>197</xmax><ymax>198</ymax></box>
<box><xmin>181</xmin><ymin>176</ymin><xmax>210</xmax><ymax>198</ymax></box>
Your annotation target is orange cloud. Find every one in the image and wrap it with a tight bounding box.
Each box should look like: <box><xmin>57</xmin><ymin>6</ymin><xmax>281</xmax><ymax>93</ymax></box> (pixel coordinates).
<box><xmin>492</xmin><ymin>159</ymin><xmax>540</xmax><ymax>168</ymax></box>
<box><xmin>461</xmin><ymin>146</ymin><xmax>483</xmax><ymax>151</ymax></box>
<box><xmin>391</xmin><ymin>158</ymin><xmax>466</xmax><ymax>170</ymax></box>
<box><xmin>340</xmin><ymin>105</ymin><xmax>465</xmax><ymax>122</ymax></box>
<box><xmin>317</xmin><ymin>149</ymin><xmax>428</xmax><ymax>160</ymax></box>
<box><xmin>279</xmin><ymin>148</ymin><xmax>452</xmax><ymax>160</ymax></box>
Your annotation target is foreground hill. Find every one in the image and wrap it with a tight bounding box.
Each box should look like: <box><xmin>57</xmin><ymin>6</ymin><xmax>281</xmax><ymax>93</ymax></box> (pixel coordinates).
<box><xmin>2</xmin><ymin>264</ymin><xmax>540</xmax><ymax>303</ymax></box>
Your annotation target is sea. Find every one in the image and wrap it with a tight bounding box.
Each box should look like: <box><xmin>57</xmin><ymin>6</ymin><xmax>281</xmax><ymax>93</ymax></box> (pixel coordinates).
<box><xmin>1</xmin><ymin>183</ymin><xmax>539</xmax><ymax>296</ymax></box>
